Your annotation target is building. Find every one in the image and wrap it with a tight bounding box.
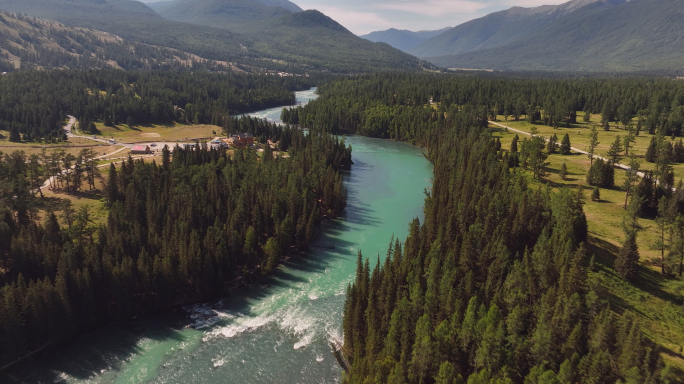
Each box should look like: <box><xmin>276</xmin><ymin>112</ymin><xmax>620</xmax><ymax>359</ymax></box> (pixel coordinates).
<box><xmin>209</xmin><ymin>140</ymin><xmax>228</xmax><ymax>150</ymax></box>
<box><xmin>230</xmin><ymin>133</ymin><xmax>254</xmax><ymax>147</ymax></box>
<box><xmin>131</xmin><ymin>145</ymin><xmax>151</xmax><ymax>154</ymax></box>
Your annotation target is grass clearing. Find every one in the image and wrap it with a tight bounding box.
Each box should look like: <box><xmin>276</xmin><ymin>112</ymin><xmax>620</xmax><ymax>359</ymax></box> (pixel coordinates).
<box><xmin>0</xmin><ymin>132</ymin><xmax>120</xmax><ymax>157</ymax></box>
<box><xmin>491</xmin><ymin>119</ymin><xmax>684</xmax><ymax>378</ymax></box>
<box><xmin>495</xmin><ymin>112</ymin><xmax>684</xmax><ymax>180</ymax></box>
<box><xmin>36</xmin><ymin>179</ymin><xmax>108</xmax><ymax>228</ymax></box>
<box><xmin>91</xmin><ymin>122</ymin><xmax>221</xmax><ymax>143</ymax></box>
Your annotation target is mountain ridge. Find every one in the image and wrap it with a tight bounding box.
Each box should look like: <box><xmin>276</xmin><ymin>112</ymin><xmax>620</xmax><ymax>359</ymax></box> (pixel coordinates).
<box><xmin>0</xmin><ymin>0</ymin><xmax>424</xmax><ymax>73</ymax></box>
<box><xmin>409</xmin><ymin>0</ymin><xmax>627</xmax><ymax>58</ymax></box>
<box><xmin>150</xmin><ymin>0</ymin><xmax>301</xmax><ymax>29</ymax></box>
<box><xmin>0</xmin><ymin>10</ymin><xmax>240</xmax><ymax>72</ymax></box>
<box><xmin>360</xmin><ymin>27</ymin><xmax>450</xmax><ymax>52</ymax></box>
<box><xmin>428</xmin><ymin>0</ymin><xmax>684</xmax><ymax>72</ymax></box>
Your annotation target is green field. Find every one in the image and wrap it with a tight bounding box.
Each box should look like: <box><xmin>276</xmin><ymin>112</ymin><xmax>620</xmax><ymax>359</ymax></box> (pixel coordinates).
<box><xmin>495</xmin><ymin>112</ymin><xmax>684</xmax><ymax>177</ymax></box>
<box><xmin>89</xmin><ymin>122</ymin><xmax>221</xmax><ymax>143</ymax></box>
<box><xmin>491</xmin><ymin>114</ymin><xmax>684</xmax><ymax>375</ymax></box>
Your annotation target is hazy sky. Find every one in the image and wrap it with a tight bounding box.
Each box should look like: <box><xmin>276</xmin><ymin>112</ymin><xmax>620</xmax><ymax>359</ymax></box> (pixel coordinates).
<box><xmin>292</xmin><ymin>0</ymin><xmax>568</xmax><ymax>35</ymax></box>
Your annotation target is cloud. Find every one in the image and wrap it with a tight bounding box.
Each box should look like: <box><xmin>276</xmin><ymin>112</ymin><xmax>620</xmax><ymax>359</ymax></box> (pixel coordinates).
<box><xmin>296</xmin><ymin>3</ymin><xmax>394</xmax><ymax>34</ymax></box>
<box><xmin>290</xmin><ymin>0</ymin><xmax>570</xmax><ymax>34</ymax></box>
<box><xmin>374</xmin><ymin>0</ymin><xmax>490</xmax><ymax>17</ymax></box>
<box><xmin>499</xmin><ymin>0</ymin><xmax>568</xmax><ymax>6</ymax></box>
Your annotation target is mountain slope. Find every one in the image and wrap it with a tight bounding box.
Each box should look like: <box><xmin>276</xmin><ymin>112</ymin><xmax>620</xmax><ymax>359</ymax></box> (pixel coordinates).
<box><xmin>361</xmin><ymin>27</ymin><xmax>450</xmax><ymax>52</ymax></box>
<box><xmin>0</xmin><ymin>0</ymin><xmax>422</xmax><ymax>72</ymax></box>
<box><xmin>146</xmin><ymin>0</ymin><xmax>425</xmax><ymax>73</ymax></box>
<box><xmin>430</xmin><ymin>0</ymin><xmax>684</xmax><ymax>72</ymax></box>
<box><xmin>409</xmin><ymin>0</ymin><xmax>626</xmax><ymax>58</ymax></box>
<box><xmin>150</xmin><ymin>0</ymin><xmax>300</xmax><ymax>29</ymax></box>
<box><xmin>0</xmin><ymin>0</ymin><xmax>162</xmax><ymax>24</ymax></box>
<box><xmin>0</xmin><ymin>10</ymin><xmax>238</xmax><ymax>72</ymax></box>
<box><xmin>253</xmin><ymin>0</ymin><xmax>301</xmax><ymax>13</ymax></box>
<box><xmin>240</xmin><ymin>10</ymin><xmax>424</xmax><ymax>72</ymax></box>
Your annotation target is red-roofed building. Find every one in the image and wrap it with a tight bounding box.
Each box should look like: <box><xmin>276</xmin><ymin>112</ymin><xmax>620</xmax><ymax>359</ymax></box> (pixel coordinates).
<box><xmin>230</xmin><ymin>133</ymin><xmax>254</xmax><ymax>147</ymax></box>
<box><xmin>131</xmin><ymin>145</ymin><xmax>151</xmax><ymax>154</ymax></box>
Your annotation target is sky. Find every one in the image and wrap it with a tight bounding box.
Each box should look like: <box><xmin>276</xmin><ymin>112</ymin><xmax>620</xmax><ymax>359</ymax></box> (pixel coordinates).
<box><xmin>292</xmin><ymin>0</ymin><xmax>568</xmax><ymax>35</ymax></box>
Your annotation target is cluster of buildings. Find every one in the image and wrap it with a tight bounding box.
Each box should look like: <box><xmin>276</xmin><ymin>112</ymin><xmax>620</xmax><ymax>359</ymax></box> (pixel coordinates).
<box><xmin>208</xmin><ymin>133</ymin><xmax>255</xmax><ymax>150</ymax></box>
<box><xmin>130</xmin><ymin>133</ymin><xmax>256</xmax><ymax>154</ymax></box>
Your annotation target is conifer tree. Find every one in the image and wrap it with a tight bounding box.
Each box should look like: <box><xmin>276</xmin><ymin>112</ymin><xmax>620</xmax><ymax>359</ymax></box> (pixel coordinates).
<box><xmin>106</xmin><ymin>163</ymin><xmax>119</xmax><ymax>206</ymax></box>
<box><xmin>616</xmin><ymin>234</ymin><xmax>640</xmax><ymax>281</ymax></box>
<box><xmin>646</xmin><ymin>136</ymin><xmax>658</xmax><ymax>163</ymax></box>
<box><xmin>547</xmin><ymin>134</ymin><xmax>558</xmax><ymax>154</ymax></box>
<box><xmin>9</xmin><ymin>126</ymin><xmax>21</xmax><ymax>142</ymax></box>
<box><xmin>560</xmin><ymin>162</ymin><xmax>568</xmax><ymax>180</ymax></box>
<box><xmin>560</xmin><ymin>133</ymin><xmax>571</xmax><ymax>155</ymax></box>
<box><xmin>622</xmin><ymin>154</ymin><xmax>641</xmax><ymax>210</ymax></box>
<box><xmin>588</xmin><ymin>126</ymin><xmax>599</xmax><ymax>165</ymax></box>
<box><xmin>510</xmin><ymin>134</ymin><xmax>519</xmax><ymax>153</ymax></box>
<box><xmin>655</xmin><ymin>197</ymin><xmax>671</xmax><ymax>274</ymax></box>
<box><xmin>608</xmin><ymin>135</ymin><xmax>624</xmax><ymax>165</ymax></box>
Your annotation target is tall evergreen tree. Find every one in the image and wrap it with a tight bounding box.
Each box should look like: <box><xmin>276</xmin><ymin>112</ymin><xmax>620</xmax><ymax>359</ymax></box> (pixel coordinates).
<box><xmin>560</xmin><ymin>133</ymin><xmax>572</xmax><ymax>155</ymax></box>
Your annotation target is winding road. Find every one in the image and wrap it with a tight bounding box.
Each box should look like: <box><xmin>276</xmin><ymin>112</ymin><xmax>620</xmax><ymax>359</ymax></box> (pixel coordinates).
<box><xmin>64</xmin><ymin>115</ymin><xmax>182</xmax><ymax>150</ymax></box>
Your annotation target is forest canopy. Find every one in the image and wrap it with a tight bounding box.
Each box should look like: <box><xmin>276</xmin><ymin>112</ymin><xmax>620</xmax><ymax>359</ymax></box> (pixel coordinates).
<box><xmin>0</xmin><ymin>117</ymin><xmax>352</xmax><ymax>365</ymax></box>
<box><xmin>0</xmin><ymin>69</ymin><xmax>318</xmax><ymax>142</ymax></box>
<box><xmin>288</xmin><ymin>74</ymin><xmax>673</xmax><ymax>383</ymax></box>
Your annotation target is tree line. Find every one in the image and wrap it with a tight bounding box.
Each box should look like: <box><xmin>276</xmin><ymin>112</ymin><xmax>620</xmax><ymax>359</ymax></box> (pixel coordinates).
<box><xmin>286</xmin><ymin>73</ymin><xmax>684</xmax><ymax>281</ymax></box>
<box><xmin>0</xmin><ymin>117</ymin><xmax>352</xmax><ymax>365</ymax></box>
<box><xmin>0</xmin><ymin>69</ymin><xmax>316</xmax><ymax>142</ymax></box>
<box><xmin>290</xmin><ymin>74</ymin><xmax>670</xmax><ymax>383</ymax></box>
<box><xmin>282</xmin><ymin>73</ymin><xmax>684</xmax><ymax>141</ymax></box>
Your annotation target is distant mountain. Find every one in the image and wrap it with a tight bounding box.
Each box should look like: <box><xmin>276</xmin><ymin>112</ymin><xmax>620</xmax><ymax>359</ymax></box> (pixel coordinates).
<box><xmin>146</xmin><ymin>0</ymin><xmax>424</xmax><ymax>73</ymax></box>
<box><xmin>409</xmin><ymin>0</ymin><xmax>627</xmax><ymax>58</ymax></box>
<box><xmin>361</xmin><ymin>27</ymin><xmax>450</xmax><ymax>52</ymax></box>
<box><xmin>0</xmin><ymin>0</ymin><xmax>251</xmax><ymax>64</ymax></box>
<box><xmin>0</xmin><ymin>10</ymin><xmax>233</xmax><ymax>72</ymax></box>
<box><xmin>237</xmin><ymin>10</ymin><xmax>424</xmax><ymax>72</ymax></box>
<box><xmin>428</xmin><ymin>0</ymin><xmax>684</xmax><ymax>72</ymax></box>
<box><xmin>150</xmin><ymin>0</ymin><xmax>301</xmax><ymax>29</ymax></box>
<box><xmin>0</xmin><ymin>0</ymin><xmax>162</xmax><ymax>24</ymax></box>
<box><xmin>0</xmin><ymin>0</ymin><xmax>423</xmax><ymax>73</ymax></box>
<box><xmin>254</xmin><ymin>0</ymin><xmax>301</xmax><ymax>13</ymax></box>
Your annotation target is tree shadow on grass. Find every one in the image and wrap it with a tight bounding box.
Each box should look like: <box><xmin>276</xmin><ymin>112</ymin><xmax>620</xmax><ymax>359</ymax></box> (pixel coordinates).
<box><xmin>634</xmin><ymin>267</ymin><xmax>684</xmax><ymax>306</ymax></box>
<box><xmin>661</xmin><ymin>346</ymin><xmax>684</xmax><ymax>384</ymax></box>
<box><xmin>589</xmin><ymin>235</ymin><xmax>683</xmax><ymax>306</ymax></box>
<box><xmin>593</xmin><ymin>199</ymin><xmax>613</xmax><ymax>204</ymax></box>
<box><xmin>588</xmin><ymin>235</ymin><xmax>618</xmax><ymax>268</ymax></box>
<box><xmin>34</xmin><ymin>190</ymin><xmax>104</xmax><ymax>213</ymax></box>
<box><xmin>543</xmin><ymin>178</ymin><xmax>582</xmax><ymax>190</ymax></box>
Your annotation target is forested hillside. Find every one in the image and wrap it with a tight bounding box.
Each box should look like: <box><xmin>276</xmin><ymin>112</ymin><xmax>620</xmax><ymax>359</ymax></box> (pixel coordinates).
<box><xmin>283</xmin><ymin>74</ymin><xmax>684</xmax><ymax>382</ymax></box>
<box><xmin>283</xmin><ymin>74</ymin><xmax>684</xmax><ymax>142</ymax></box>
<box><xmin>0</xmin><ymin>11</ymin><xmax>235</xmax><ymax>72</ymax></box>
<box><xmin>151</xmin><ymin>0</ymin><xmax>299</xmax><ymax>29</ymax></box>
<box><xmin>0</xmin><ymin>118</ymin><xmax>352</xmax><ymax>365</ymax></box>
<box><xmin>429</xmin><ymin>0</ymin><xmax>684</xmax><ymax>72</ymax></box>
<box><xmin>359</xmin><ymin>28</ymin><xmax>450</xmax><ymax>53</ymax></box>
<box><xmin>408</xmin><ymin>0</ymin><xmax>625</xmax><ymax>59</ymax></box>
<box><xmin>235</xmin><ymin>11</ymin><xmax>424</xmax><ymax>73</ymax></box>
<box><xmin>0</xmin><ymin>0</ymin><xmax>423</xmax><ymax>73</ymax></box>
<box><xmin>0</xmin><ymin>69</ymin><xmax>314</xmax><ymax>142</ymax></box>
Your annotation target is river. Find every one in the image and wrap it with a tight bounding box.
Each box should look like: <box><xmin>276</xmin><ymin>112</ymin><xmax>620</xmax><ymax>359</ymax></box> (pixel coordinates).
<box><xmin>1</xmin><ymin>88</ymin><xmax>433</xmax><ymax>384</ymax></box>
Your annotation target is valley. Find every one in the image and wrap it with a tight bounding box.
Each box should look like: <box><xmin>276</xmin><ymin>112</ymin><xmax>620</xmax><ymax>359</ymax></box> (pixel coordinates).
<box><xmin>1</xmin><ymin>0</ymin><xmax>684</xmax><ymax>383</ymax></box>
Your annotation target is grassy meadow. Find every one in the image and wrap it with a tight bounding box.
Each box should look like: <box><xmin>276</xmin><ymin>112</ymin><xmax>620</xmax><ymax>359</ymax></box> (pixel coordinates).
<box><xmin>491</xmin><ymin>113</ymin><xmax>684</xmax><ymax>376</ymax></box>
<box><xmin>91</xmin><ymin>122</ymin><xmax>221</xmax><ymax>143</ymax></box>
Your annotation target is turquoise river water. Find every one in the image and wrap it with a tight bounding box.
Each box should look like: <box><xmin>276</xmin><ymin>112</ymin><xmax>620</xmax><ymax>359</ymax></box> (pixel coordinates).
<box><xmin>1</xmin><ymin>89</ymin><xmax>433</xmax><ymax>384</ymax></box>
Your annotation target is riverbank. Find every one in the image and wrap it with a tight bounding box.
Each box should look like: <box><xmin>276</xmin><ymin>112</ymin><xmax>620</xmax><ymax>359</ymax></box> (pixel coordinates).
<box><xmin>1</xmin><ymin>132</ymin><xmax>433</xmax><ymax>384</ymax></box>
